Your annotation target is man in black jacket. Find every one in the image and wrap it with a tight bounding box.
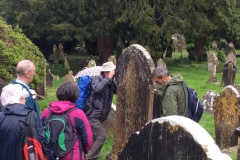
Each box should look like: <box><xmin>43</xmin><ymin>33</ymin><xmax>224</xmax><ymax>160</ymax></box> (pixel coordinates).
<box><xmin>85</xmin><ymin>62</ymin><xmax>116</xmax><ymax>160</ymax></box>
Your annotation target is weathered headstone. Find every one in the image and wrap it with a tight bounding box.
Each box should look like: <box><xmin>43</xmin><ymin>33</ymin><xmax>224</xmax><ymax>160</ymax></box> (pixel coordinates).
<box><xmin>226</xmin><ymin>53</ymin><xmax>236</xmax><ymax>66</ymax></box>
<box><xmin>53</xmin><ymin>47</ymin><xmax>60</xmax><ymax>65</ymax></box>
<box><xmin>176</xmin><ymin>44</ymin><xmax>183</xmax><ymax>52</ymax></box>
<box><xmin>64</xmin><ymin>56</ymin><xmax>70</xmax><ymax>70</ymax></box>
<box><xmin>165</xmin><ymin>45</ymin><xmax>173</xmax><ymax>58</ymax></box>
<box><xmin>53</xmin><ymin>44</ymin><xmax>57</xmax><ymax>54</ymax></box>
<box><xmin>59</xmin><ymin>43</ymin><xmax>64</xmax><ymax>62</ymax></box>
<box><xmin>156</xmin><ymin>58</ymin><xmax>167</xmax><ymax>68</ymax></box>
<box><xmin>46</xmin><ymin>69</ymin><xmax>53</xmax><ymax>87</ymax></box>
<box><xmin>221</xmin><ymin>61</ymin><xmax>237</xmax><ymax>87</ymax></box>
<box><xmin>201</xmin><ymin>90</ymin><xmax>219</xmax><ymax>114</ymax></box>
<box><xmin>207</xmin><ymin>53</ymin><xmax>218</xmax><ymax>82</ymax></box>
<box><xmin>212</xmin><ymin>40</ymin><xmax>218</xmax><ymax>50</ymax></box>
<box><xmin>108</xmin><ymin>44</ymin><xmax>155</xmax><ymax>159</ymax></box>
<box><xmin>108</xmin><ymin>55</ymin><xmax>117</xmax><ymax>65</ymax></box>
<box><xmin>87</xmin><ymin>59</ymin><xmax>96</xmax><ymax>68</ymax></box>
<box><xmin>224</xmin><ymin>44</ymin><xmax>236</xmax><ymax>57</ymax></box>
<box><xmin>213</xmin><ymin>86</ymin><xmax>240</xmax><ymax>149</ymax></box>
<box><xmin>63</xmin><ymin>70</ymin><xmax>75</xmax><ymax>83</ymax></box>
<box><xmin>103</xmin><ymin>104</ymin><xmax>116</xmax><ymax>136</ymax></box>
<box><xmin>118</xmin><ymin>116</ymin><xmax>231</xmax><ymax>160</ymax></box>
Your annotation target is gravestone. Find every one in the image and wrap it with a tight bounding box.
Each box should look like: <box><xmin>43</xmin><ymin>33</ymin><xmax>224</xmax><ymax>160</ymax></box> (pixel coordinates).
<box><xmin>59</xmin><ymin>43</ymin><xmax>64</xmax><ymax>62</ymax></box>
<box><xmin>103</xmin><ymin>104</ymin><xmax>116</xmax><ymax>136</ymax></box>
<box><xmin>234</xmin><ymin>84</ymin><xmax>240</xmax><ymax>93</ymax></box>
<box><xmin>228</xmin><ymin>42</ymin><xmax>234</xmax><ymax>48</ymax></box>
<box><xmin>213</xmin><ymin>86</ymin><xmax>240</xmax><ymax>149</ymax></box>
<box><xmin>53</xmin><ymin>44</ymin><xmax>57</xmax><ymax>54</ymax></box>
<box><xmin>156</xmin><ymin>58</ymin><xmax>167</xmax><ymax>68</ymax></box>
<box><xmin>212</xmin><ymin>41</ymin><xmax>218</xmax><ymax>50</ymax></box>
<box><xmin>108</xmin><ymin>55</ymin><xmax>117</xmax><ymax>65</ymax></box>
<box><xmin>118</xmin><ymin>116</ymin><xmax>231</xmax><ymax>160</ymax></box>
<box><xmin>201</xmin><ymin>90</ymin><xmax>219</xmax><ymax>114</ymax></box>
<box><xmin>176</xmin><ymin>44</ymin><xmax>183</xmax><ymax>52</ymax></box>
<box><xmin>207</xmin><ymin>53</ymin><xmax>218</xmax><ymax>82</ymax></box>
<box><xmin>64</xmin><ymin>56</ymin><xmax>70</xmax><ymax>70</ymax></box>
<box><xmin>46</xmin><ymin>69</ymin><xmax>53</xmax><ymax>87</ymax></box>
<box><xmin>108</xmin><ymin>44</ymin><xmax>155</xmax><ymax>159</ymax></box>
<box><xmin>53</xmin><ymin>46</ymin><xmax>60</xmax><ymax>65</ymax></box>
<box><xmin>165</xmin><ymin>45</ymin><xmax>173</xmax><ymax>58</ymax></box>
<box><xmin>63</xmin><ymin>70</ymin><xmax>75</xmax><ymax>83</ymax></box>
<box><xmin>224</xmin><ymin>44</ymin><xmax>236</xmax><ymax>57</ymax></box>
<box><xmin>221</xmin><ymin>61</ymin><xmax>237</xmax><ymax>87</ymax></box>
<box><xmin>87</xmin><ymin>59</ymin><xmax>96</xmax><ymax>68</ymax></box>
<box><xmin>226</xmin><ymin>53</ymin><xmax>236</xmax><ymax>66</ymax></box>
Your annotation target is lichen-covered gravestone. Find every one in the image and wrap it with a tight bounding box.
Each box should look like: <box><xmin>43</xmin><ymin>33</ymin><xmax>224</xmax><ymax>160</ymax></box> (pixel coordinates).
<box><xmin>118</xmin><ymin>116</ymin><xmax>231</xmax><ymax>160</ymax></box>
<box><xmin>108</xmin><ymin>44</ymin><xmax>155</xmax><ymax>159</ymax></box>
<box><xmin>201</xmin><ymin>90</ymin><xmax>219</xmax><ymax>114</ymax></box>
<box><xmin>213</xmin><ymin>86</ymin><xmax>240</xmax><ymax>149</ymax></box>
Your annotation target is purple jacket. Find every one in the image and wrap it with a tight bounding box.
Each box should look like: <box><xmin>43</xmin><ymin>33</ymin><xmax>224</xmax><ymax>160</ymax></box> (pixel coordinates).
<box><xmin>41</xmin><ymin>101</ymin><xmax>92</xmax><ymax>160</ymax></box>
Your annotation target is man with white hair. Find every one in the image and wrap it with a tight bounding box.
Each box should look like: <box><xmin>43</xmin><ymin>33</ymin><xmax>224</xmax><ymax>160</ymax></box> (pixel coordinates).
<box><xmin>85</xmin><ymin>62</ymin><xmax>116</xmax><ymax>160</ymax></box>
<box><xmin>11</xmin><ymin>60</ymin><xmax>40</xmax><ymax>115</ymax></box>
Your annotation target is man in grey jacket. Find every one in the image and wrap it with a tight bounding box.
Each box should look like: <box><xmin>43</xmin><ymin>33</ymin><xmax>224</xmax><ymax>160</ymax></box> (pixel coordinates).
<box><xmin>151</xmin><ymin>66</ymin><xmax>188</xmax><ymax>118</ymax></box>
<box><xmin>85</xmin><ymin>62</ymin><xmax>116</xmax><ymax>160</ymax></box>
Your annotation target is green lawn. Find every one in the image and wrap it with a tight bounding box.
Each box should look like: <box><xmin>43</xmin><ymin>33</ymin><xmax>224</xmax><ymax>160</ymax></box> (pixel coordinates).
<box><xmin>39</xmin><ymin>49</ymin><xmax>239</xmax><ymax>159</ymax></box>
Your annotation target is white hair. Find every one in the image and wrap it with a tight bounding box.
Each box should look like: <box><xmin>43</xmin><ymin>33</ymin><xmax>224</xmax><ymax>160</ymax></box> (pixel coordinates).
<box><xmin>1</xmin><ymin>84</ymin><xmax>29</xmax><ymax>107</ymax></box>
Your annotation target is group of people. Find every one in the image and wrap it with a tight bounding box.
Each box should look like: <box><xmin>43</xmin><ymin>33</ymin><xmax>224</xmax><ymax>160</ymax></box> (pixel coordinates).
<box><xmin>0</xmin><ymin>59</ymin><xmax>189</xmax><ymax>160</ymax></box>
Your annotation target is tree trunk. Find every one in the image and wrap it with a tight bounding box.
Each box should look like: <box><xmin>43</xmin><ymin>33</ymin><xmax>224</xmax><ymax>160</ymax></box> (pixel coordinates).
<box><xmin>193</xmin><ymin>36</ymin><xmax>207</xmax><ymax>58</ymax></box>
<box><xmin>98</xmin><ymin>32</ymin><xmax>114</xmax><ymax>64</ymax></box>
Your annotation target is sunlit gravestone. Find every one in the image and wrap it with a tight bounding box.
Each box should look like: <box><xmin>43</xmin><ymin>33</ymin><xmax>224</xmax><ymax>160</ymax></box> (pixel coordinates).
<box><xmin>118</xmin><ymin>116</ymin><xmax>231</xmax><ymax>160</ymax></box>
<box><xmin>107</xmin><ymin>44</ymin><xmax>155</xmax><ymax>159</ymax></box>
<box><xmin>213</xmin><ymin>85</ymin><xmax>240</xmax><ymax>149</ymax></box>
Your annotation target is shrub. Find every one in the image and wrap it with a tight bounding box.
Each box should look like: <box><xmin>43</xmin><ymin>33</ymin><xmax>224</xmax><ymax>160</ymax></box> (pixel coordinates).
<box><xmin>217</xmin><ymin>51</ymin><xmax>225</xmax><ymax>62</ymax></box>
<box><xmin>0</xmin><ymin>17</ymin><xmax>46</xmax><ymax>92</ymax></box>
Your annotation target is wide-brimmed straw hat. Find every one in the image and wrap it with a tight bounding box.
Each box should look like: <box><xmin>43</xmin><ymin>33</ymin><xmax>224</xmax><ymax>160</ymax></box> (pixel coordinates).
<box><xmin>101</xmin><ymin>62</ymin><xmax>116</xmax><ymax>72</ymax></box>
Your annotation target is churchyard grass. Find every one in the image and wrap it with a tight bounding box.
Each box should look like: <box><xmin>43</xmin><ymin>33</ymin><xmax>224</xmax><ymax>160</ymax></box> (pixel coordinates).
<box><xmin>38</xmin><ymin>49</ymin><xmax>239</xmax><ymax>159</ymax></box>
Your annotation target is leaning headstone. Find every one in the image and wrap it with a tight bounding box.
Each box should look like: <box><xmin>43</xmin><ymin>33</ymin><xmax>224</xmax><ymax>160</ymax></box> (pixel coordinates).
<box><xmin>87</xmin><ymin>59</ymin><xmax>96</xmax><ymax>68</ymax></box>
<box><xmin>118</xmin><ymin>116</ymin><xmax>231</xmax><ymax>160</ymax></box>
<box><xmin>108</xmin><ymin>44</ymin><xmax>155</xmax><ymax>159</ymax></box>
<box><xmin>226</xmin><ymin>53</ymin><xmax>236</xmax><ymax>66</ymax></box>
<box><xmin>108</xmin><ymin>55</ymin><xmax>117</xmax><ymax>65</ymax></box>
<box><xmin>165</xmin><ymin>45</ymin><xmax>173</xmax><ymax>58</ymax></box>
<box><xmin>213</xmin><ymin>85</ymin><xmax>240</xmax><ymax>149</ymax></box>
<box><xmin>221</xmin><ymin>61</ymin><xmax>237</xmax><ymax>87</ymax></box>
<box><xmin>63</xmin><ymin>70</ymin><xmax>76</xmax><ymax>83</ymax></box>
<box><xmin>201</xmin><ymin>90</ymin><xmax>219</xmax><ymax>114</ymax></box>
<box><xmin>46</xmin><ymin>69</ymin><xmax>53</xmax><ymax>87</ymax></box>
<box><xmin>156</xmin><ymin>58</ymin><xmax>167</xmax><ymax>68</ymax></box>
<box><xmin>207</xmin><ymin>53</ymin><xmax>218</xmax><ymax>82</ymax></box>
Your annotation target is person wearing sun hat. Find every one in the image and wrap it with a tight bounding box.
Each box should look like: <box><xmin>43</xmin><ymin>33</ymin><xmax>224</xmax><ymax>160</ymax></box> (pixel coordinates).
<box><xmin>85</xmin><ymin>61</ymin><xmax>116</xmax><ymax>160</ymax></box>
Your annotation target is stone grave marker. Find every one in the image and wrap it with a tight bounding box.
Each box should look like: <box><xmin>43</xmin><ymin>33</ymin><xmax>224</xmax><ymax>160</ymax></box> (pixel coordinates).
<box><xmin>59</xmin><ymin>43</ymin><xmax>64</xmax><ymax>62</ymax></box>
<box><xmin>53</xmin><ymin>46</ymin><xmax>60</xmax><ymax>65</ymax></box>
<box><xmin>64</xmin><ymin>56</ymin><xmax>70</xmax><ymax>70</ymax></box>
<box><xmin>224</xmin><ymin>44</ymin><xmax>236</xmax><ymax>57</ymax></box>
<box><xmin>108</xmin><ymin>44</ymin><xmax>155</xmax><ymax>159</ymax></box>
<box><xmin>46</xmin><ymin>69</ymin><xmax>53</xmax><ymax>87</ymax></box>
<box><xmin>228</xmin><ymin>42</ymin><xmax>234</xmax><ymax>48</ymax></box>
<box><xmin>213</xmin><ymin>85</ymin><xmax>240</xmax><ymax>149</ymax></box>
<box><xmin>63</xmin><ymin>70</ymin><xmax>75</xmax><ymax>83</ymax></box>
<box><xmin>176</xmin><ymin>44</ymin><xmax>183</xmax><ymax>52</ymax></box>
<box><xmin>234</xmin><ymin>84</ymin><xmax>240</xmax><ymax>93</ymax></box>
<box><xmin>156</xmin><ymin>58</ymin><xmax>167</xmax><ymax>68</ymax></box>
<box><xmin>201</xmin><ymin>90</ymin><xmax>219</xmax><ymax>114</ymax></box>
<box><xmin>212</xmin><ymin>40</ymin><xmax>218</xmax><ymax>50</ymax></box>
<box><xmin>221</xmin><ymin>61</ymin><xmax>237</xmax><ymax>87</ymax></box>
<box><xmin>118</xmin><ymin>116</ymin><xmax>231</xmax><ymax>160</ymax></box>
<box><xmin>165</xmin><ymin>45</ymin><xmax>173</xmax><ymax>58</ymax></box>
<box><xmin>226</xmin><ymin>53</ymin><xmax>236</xmax><ymax>66</ymax></box>
<box><xmin>87</xmin><ymin>59</ymin><xmax>96</xmax><ymax>68</ymax></box>
<box><xmin>108</xmin><ymin>55</ymin><xmax>117</xmax><ymax>65</ymax></box>
<box><xmin>207</xmin><ymin>53</ymin><xmax>218</xmax><ymax>82</ymax></box>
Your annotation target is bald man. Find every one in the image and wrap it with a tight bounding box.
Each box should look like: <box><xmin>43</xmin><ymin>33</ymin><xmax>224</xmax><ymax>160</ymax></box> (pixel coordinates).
<box><xmin>11</xmin><ymin>60</ymin><xmax>40</xmax><ymax>115</ymax></box>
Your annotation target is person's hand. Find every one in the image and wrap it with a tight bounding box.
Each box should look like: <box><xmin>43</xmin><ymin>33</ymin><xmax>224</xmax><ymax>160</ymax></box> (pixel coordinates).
<box><xmin>108</xmin><ymin>70</ymin><xmax>115</xmax><ymax>79</ymax></box>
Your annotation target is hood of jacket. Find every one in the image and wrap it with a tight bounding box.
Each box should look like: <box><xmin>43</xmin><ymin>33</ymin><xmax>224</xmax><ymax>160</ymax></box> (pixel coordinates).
<box><xmin>155</xmin><ymin>74</ymin><xmax>184</xmax><ymax>96</ymax></box>
<box><xmin>49</xmin><ymin>101</ymin><xmax>75</xmax><ymax>114</ymax></box>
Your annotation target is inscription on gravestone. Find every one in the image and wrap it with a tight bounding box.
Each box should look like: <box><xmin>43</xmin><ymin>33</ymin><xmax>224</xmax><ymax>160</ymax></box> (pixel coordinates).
<box><xmin>108</xmin><ymin>44</ymin><xmax>155</xmax><ymax>159</ymax></box>
<box><xmin>213</xmin><ymin>86</ymin><xmax>240</xmax><ymax>149</ymax></box>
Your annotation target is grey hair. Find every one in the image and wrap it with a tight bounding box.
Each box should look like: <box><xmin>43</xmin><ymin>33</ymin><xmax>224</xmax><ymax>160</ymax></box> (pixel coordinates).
<box><xmin>1</xmin><ymin>84</ymin><xmax>29</xmax><ymax>107</ymax></box>
<box><xmin>151</xmin><ymin>66</ymin><xmax>169</xmax><ymax>78</ymax></box>
<box><xmin>16</xmin><ymin>60</ymin><xmax>34</xmax><ymax>77</ymax></box>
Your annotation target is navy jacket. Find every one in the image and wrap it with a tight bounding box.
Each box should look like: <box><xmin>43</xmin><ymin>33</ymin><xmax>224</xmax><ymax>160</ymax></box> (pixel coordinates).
<box><xmin>0</xmin><ymin>104</ymin><xmax>53</xmax><ymax>160</ymax></box>
<box><xmin>85</xmin><ymin>73</ymin><xmax>116</xmax><ymax>122</ymax></box>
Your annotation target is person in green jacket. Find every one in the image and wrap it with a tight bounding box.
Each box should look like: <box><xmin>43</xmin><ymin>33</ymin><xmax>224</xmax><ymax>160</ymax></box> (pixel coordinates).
<box><xmin>151</xmin><ymin>66</ymin><xmax>188</xmax><ymax>117</ymax></box>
